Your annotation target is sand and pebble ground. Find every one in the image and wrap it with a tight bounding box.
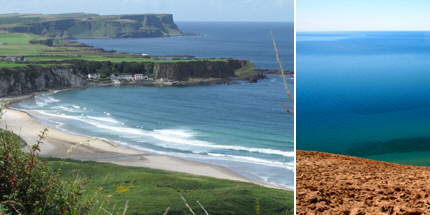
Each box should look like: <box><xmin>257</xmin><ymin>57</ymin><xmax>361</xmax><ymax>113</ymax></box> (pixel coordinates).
<box><xmin>297</xmin><ymin>150</ymin><xmax>430</xmax><ymax>214</ymax></box>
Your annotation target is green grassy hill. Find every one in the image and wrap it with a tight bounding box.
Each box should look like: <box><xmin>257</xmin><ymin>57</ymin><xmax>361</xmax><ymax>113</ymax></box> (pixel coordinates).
<box><xmin>0</xmin><ymin>13</ymin><xmax>186</xmax><ymax>39</ymax></box>
<box><xmin>46</xmin><ymin>158</ymin><xmax>293</xmax><ymax>215</ymax></box>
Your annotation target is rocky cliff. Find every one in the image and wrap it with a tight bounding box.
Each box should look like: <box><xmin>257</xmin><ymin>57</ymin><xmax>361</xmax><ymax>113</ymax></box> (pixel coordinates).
<box><xmin>0</xmin><ymin>66</ymin><xmax>86</xmax><ymax>97</ymax></box>
<box><xmin>0</xmin><ymin>59</ymin><xmax>260</xmax><ymax>97</ymax></box>
<box><xmin>1</xmin><ymin>13</ymin><xmax>187</xmax><ymax>39</ymax></box>
<box><xmin>153</xmin><ymin>59</ymin><xmax>257</xmax><ymax>81</ymax></box>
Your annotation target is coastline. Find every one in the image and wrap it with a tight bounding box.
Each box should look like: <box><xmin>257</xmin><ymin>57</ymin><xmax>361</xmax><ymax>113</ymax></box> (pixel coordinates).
<box><xmin>0</xmin><ymin>92</ymin><xmax>290</xmax><ymax>191</ymax></box>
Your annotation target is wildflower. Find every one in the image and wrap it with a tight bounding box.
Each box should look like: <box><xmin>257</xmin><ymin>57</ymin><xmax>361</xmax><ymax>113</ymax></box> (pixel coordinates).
<box><xmin>12</xmin><ymin>178</ymin><xmax>16</xmax><ymax>181</ymax></box>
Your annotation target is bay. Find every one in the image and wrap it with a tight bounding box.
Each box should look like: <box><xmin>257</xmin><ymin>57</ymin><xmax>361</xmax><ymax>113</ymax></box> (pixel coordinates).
<box><xmin>13</xmin><ymin>22</ymin><xmax>294</xmax><ymax>189</ymax></box>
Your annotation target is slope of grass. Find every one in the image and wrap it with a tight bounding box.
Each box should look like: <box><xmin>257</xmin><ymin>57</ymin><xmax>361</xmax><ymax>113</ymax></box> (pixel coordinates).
<box><xmin>0</xmin><ymin>33</ymin><xmax>33</xmax><ymax>44</ymax></box>
<box><xmin>0</xmin><ymin>62</ymin><xmax>34</xmax><ymax>67</ymax></box>
<box><xmin>45</xmin><ymin>158</ymin><xmax>293</xmax><ymax>215</ymax></box>
<box><xmin>0</xmin><ymin>33</ymin><xmax>50</xmax><ymax>44</ymax></box>
<box><xmin>0</xmin><ymin>13</ymin><xmax>183</xmax><ymax>39</ymax></box>
<box><xmin>0</xmin><ymin>128</ymin><xmax>27</xmax><ymax>146</ymax></box>
<box><xmin>234</xmin><ymin>61</ymin><xmax>257</xmax><ymax>77</ymax></box>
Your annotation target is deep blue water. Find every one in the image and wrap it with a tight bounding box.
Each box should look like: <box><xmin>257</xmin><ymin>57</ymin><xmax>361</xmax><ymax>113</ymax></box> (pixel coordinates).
<box><xmin>12</xmin><ymin>22</ymin><xmax>294</xmax><ymax>189</ymax></box>
<box><xmin>77</xmin><ymin>22</ymin><xmax>294</xmax><ymax>71</ymax></box>
<box><xmin>297</xmin><ymin>31</ymin><xmax>430</xmax><ymax>165</ymax></box>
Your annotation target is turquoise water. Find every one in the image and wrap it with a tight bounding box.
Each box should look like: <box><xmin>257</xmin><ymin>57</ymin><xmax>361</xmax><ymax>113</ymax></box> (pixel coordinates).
<box><xmin>297</xmin><ymin>31</ymin><xmax>430</xmax><ymax>165</ymax></box>
<box><xmin>12</xmin><ymin>22</ymin><xmax>294</xmax><ymax>189</ymax></box>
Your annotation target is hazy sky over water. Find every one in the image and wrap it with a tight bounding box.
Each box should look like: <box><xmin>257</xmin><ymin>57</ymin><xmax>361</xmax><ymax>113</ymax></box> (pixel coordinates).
<box><xmin>297</xmin><ymin>0</ymin><xmax>430</xmax><ymax>31</ymax></box>
<box><xmin>1</xmin><ymin>0</ymin><xmax>293</xmax><ymax>22</ymax></box>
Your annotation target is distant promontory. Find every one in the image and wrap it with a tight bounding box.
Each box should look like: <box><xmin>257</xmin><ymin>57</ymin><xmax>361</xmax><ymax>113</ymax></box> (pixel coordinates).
<box><xmin>0</xmin><ymin>13</ymin><xmax>191</xmax><ymax>39</ymax></box>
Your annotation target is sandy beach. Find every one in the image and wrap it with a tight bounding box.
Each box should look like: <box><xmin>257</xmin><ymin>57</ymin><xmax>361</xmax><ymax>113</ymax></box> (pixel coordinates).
<box><xmin>0</xmin><ymin>92</ymin><xmax>284</xmax><ymax>190</ymax></box>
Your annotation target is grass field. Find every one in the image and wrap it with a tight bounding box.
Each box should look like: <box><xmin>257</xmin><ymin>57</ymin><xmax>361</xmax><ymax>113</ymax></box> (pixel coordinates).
<box><xmin>45</xmin><ymin>158</ymin><xmax>293</xmax><ymax>215</ymax></box>
<box><xmin>0</xmin><ymin>61</ymin><xmax>32</xmax><ymax>67</ymax></box>
<box><xmin>234</xmin><ymin>61</ymin><xmax>257</xmax><ymax>77</ymax></box>
<box><xmin>0</xmin><ymin>33</ymin><xmax>50</xmax><ymax>44</ymax></box>
<box><xmin>23</xmin><ymin>55</ymin><xmax>224</xmax><ymax>63</ymax></box>
<box><xmin>0</xmin><ymin>42</ymin><xmax>66</xmax><ymax>56</ymax></box>
<box><xmin>0</xmin><ymin>33</ymin><xmax>229</xmax><ymax>68</ymax></box>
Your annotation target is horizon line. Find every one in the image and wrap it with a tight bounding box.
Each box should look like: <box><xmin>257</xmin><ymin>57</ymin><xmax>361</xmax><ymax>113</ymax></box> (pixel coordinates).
<box><xmin>297</xmin><ymin>29</ymin><xmax>430</xmax><ymax>32</ymax></box>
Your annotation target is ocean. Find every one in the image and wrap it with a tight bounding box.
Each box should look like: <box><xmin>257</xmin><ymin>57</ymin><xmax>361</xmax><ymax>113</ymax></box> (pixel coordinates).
<box><xmin>76</xmin><ymin>22</ymin><xmax>294</xmax><ymax>71</ymax></box>
<box><xmin>297</xmin><ymin>31</ymin><xmax>430</xmax><ymax>166</ymax></box>
<box><xmin>11</xmin><ymin>22</ymin><xmax>294</xmax><ymax>189</ymax></box>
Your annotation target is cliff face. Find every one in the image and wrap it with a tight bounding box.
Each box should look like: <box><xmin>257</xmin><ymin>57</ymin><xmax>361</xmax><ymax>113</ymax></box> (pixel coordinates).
<box><xmin>29</xmin><ymin>38</ymin><xmax>54</xmax><ymax>46</ymax></box>
<box><xmin>0</xmin><ymin>59</ymin><xmax>258</xmax><ymax>97</ymax></box>
<box><xmin>153</xmin><ymin>60</ymin><xmax>252</xmax><ymax>81</ymax></box>
<box><xmin>3</xmin><ymin>14</ymin><xmax>185</xmax><ymax>39</ymax></box>
<box><xmin>0</xmin><ymin>67</ymin><xmax>86</xmax><ymax>97</ymax></box>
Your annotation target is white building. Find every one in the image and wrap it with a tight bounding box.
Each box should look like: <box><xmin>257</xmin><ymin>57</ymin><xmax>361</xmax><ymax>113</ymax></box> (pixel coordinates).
<box><xmin>87</xmin><ymin>74</ymin><xmax>100</xmax><ymax>79</ymax></box>
<box><xmin>118</xmin><ymin>74</ymin><xmax>133</xmax><ymax>80</ymax></box>
<box><xmin>160</xmin><ymin>78</ymin><xmax>169</xmax><ymax>82</ymax></box>
<box><xmin>134</xmin><ymin>74</ymin><xmax>148</xmax><ymax>80</ymax></box>
<box><xmin>134</xmin><ymin>74</ymin><xmax>143</xmax><ymax>80</ymax></box>
<box><xmin>109</xmin><ymin>74</ymin><xmax>117</xmax><ymax>80</ymax></box>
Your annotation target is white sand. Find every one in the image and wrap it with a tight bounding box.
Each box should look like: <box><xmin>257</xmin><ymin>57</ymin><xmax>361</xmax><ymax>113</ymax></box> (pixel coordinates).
<box><xmin>0</xmin><ymin>93</ymin><xmax>286</xmax><ymax>190</ymax></box>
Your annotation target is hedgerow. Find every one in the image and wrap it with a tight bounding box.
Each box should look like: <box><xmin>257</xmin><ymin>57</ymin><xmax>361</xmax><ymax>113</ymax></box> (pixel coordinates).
<box><xmin>0</xmin><ymin>104</ymin><xmax>91</xmax><ymax>215</ymax></box>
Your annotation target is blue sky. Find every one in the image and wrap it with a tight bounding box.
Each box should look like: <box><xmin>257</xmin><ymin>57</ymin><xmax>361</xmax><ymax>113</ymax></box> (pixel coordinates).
<box><xmin>0</xmin><ymin>0</ymin><xmax>293</xmax><ymax>22</ymax></box>
<box><xmin>297</xmin><ymin>0</ymin><xmax>430</xmax><ymax>31</ymax></box>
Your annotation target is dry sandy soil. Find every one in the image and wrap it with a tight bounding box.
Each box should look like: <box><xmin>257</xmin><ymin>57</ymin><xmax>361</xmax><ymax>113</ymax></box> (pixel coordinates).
<box><xmin>297</xmin><ymin>150</ymin><xmax>430</xmax><ymax>215</ymax></box>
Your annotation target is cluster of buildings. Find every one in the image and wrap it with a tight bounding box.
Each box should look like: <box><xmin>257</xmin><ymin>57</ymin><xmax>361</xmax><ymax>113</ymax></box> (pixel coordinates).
<box><xmin>0</xmin><ymin>56</ymin><xmax>29</xmax><ymax>62</ymax></box>
<box><xmin>87</xmin><ymin>73</ymin><xmax>171</xmax><ymax>85</ymax></box>
<box><xmin>87</xmin><ymin>73</ymin><xmax>155</xmax><ymax>81</ymax></box>
<box><xmin>87</xmin><ymin>74</ymin><xmax>100</xmax><ymax>79</ymax></box>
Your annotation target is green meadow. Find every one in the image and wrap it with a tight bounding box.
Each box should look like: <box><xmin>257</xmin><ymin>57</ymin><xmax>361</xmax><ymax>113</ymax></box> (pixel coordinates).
<box><xmin>0</xmin><ymin>33</ymin><xmax>50</xmax><ymax>44</ymax></box>
<box><xmin>0</xmin><ymin>33</ymin><xmax>228</xmax><ymax>67</ymax></box>
<box><xmin>45</xmin><ymin>158</ymin><xmax>293</xmax><ymax>215</ymax></box>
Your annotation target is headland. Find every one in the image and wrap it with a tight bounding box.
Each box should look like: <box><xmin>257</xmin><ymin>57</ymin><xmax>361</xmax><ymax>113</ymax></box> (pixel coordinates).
<box><xmin>0</xmin><ymin>13</ymin><xmax>192</xmax><ymax>39</ymax></box>
<box><xmin>0</xmin><ymin>30</ymin><xmax>280</xmax><ymax>97</ymax></box>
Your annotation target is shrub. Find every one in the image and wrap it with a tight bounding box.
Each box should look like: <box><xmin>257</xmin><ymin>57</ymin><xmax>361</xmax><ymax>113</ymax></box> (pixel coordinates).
<box><xmin>0</xmin><ymin>104</ymin><xmax>91</xmax><ymax>214</ymax></box>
